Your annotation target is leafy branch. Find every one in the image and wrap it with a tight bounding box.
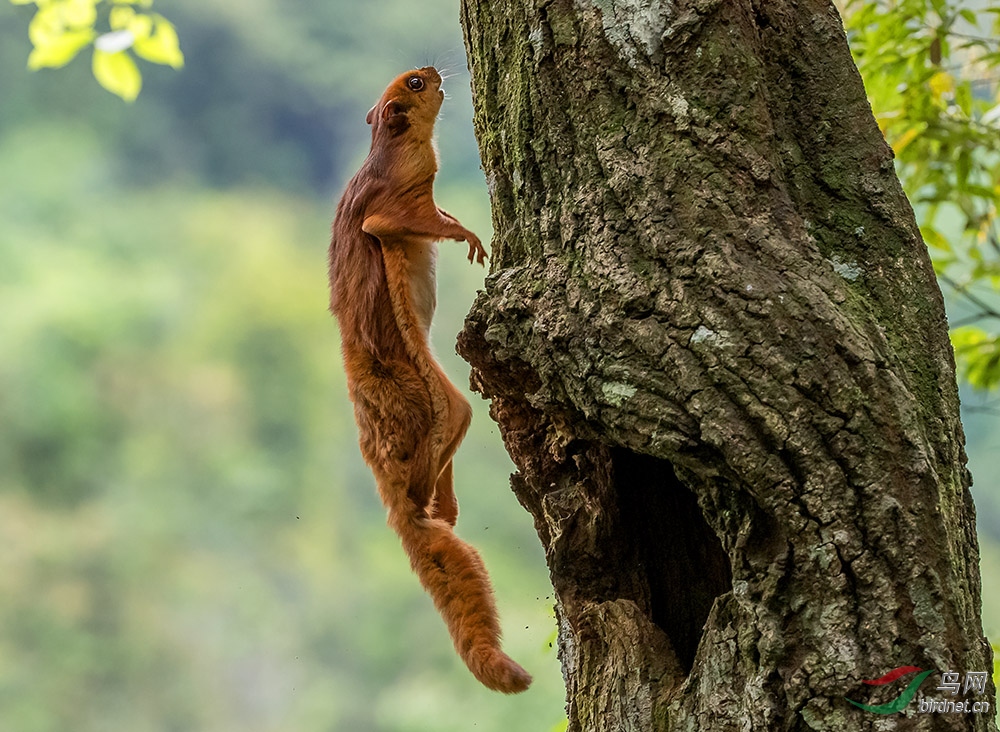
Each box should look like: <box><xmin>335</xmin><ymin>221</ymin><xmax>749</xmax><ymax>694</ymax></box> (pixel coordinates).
<box><xmin>845</xmin><ymin>0</ymin><xmax>1000</xmax><ymax>392</ymax></box>
<box><xmin>9</xmin><ymin>0</ymin><xmax>183</xmax><ymax>101</ymax></box>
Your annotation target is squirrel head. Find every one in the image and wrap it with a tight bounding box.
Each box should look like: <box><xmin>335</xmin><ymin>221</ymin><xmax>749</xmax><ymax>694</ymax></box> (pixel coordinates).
<box><xmin>366</xmin><ymin>67</ymin><xmax>444</xmax><ymax>139</ymax></box>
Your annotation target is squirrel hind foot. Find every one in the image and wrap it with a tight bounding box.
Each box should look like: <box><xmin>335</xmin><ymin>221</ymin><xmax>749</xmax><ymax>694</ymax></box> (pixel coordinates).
<box><xmin>468</xmin><ymin>647</ymin><xmax>533</xmax><ymax>694</ymax></box>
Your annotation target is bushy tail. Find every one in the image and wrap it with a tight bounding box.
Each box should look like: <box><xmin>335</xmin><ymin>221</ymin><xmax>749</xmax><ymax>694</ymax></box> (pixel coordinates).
<box><xmin>388</xmin><ymin>510</ymin><xmax>533</xmax><ymax>693</ymax></box>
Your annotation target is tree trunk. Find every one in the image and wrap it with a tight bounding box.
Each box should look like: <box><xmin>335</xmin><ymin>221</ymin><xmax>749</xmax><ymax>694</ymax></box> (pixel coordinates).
<box><xmin>457</xmin><ymin>0</ymin><xmax>995</xmax><ymax>730</ymax></box>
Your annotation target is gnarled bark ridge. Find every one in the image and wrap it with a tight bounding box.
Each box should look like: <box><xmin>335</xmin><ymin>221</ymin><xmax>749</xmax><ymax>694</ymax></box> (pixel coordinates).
<box><xmin>458</xmin><ymin>0</ymin><xmax>995</xmax><ymax>729</ymax></box>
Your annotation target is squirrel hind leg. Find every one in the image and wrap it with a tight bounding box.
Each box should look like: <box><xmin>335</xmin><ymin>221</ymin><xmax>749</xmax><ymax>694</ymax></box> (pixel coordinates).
<box><xmin>430</xmin><ymin>459</ymin><xmax>458</xmax><ymax>525</ymax></box>
<box><xmin>350</xmin><ymin>361</ymin><xmax>439</xmax><ymax>515</ymax></box>
<box><xmin>365</xmin><ymin>437</ymin><xmax>437</xmax><ymax>519</ymax></box>
<box><xmin>429</xmin><ymin>387</ymin><xmax>472</xmax><ymax>526</ymax></box>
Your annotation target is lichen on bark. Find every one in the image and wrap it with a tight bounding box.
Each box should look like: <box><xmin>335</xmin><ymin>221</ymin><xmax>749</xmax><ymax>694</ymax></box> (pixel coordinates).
<box><xmin>458</xmin><ymin>0</ymin><xmax>995</xmax><ymax>729</ymax></box>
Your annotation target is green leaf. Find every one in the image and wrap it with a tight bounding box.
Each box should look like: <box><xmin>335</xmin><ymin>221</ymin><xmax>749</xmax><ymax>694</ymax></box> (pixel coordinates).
<box><xmin>955</xmin><ymin>84</ymin><xmax>973</xmax><ymax>116</ymax></box>
<box><xmin>108</xmin><ymin>6</ymin><xmax>136</xmax><ymax>30</ymax></box>
<box><xmin>61</xmin><ymin>0</ymin><xmax>98</xmax><ymax>29</ymax></box>
<box><xmin>91</xmin><ymin>49</ymin><xmax>141</xmax><ymax>102</ymax></box>
<box><xmin>959</xmin><ymin>9</ymin><xmax>977</xmax><ymax>25</ymax></box>
<box><xmin>922</xmin><ymin>224</ymin><xmax>952</xmax><ymax>253</ymax></box>
<box><xmin>956</xmin><ymin>148</ymin><xmax>971</xmax><ymax>190</ymax></box>
<box><xmin>27</xmin><ymin>28</ymin><xmax>95</xmax><ymax>69</ymax></box>
<box><xmin>28</xmin><ymin>6</ymin><xmax>63</xmax><ymax>46</ymax></box>
<box><xmin>132</xmin><ymin>15</ymin><xmax>183</xmax><ymax>68</ymax></box>
<box><xmin>109</xmin><ymin>7</ymin><xmax>153</xmax><ymax>42</ymax></box>
<box><xmin>952</xmin><ymin>327</ymin><xmax>1000</xmax><ymax>391</ymax></box>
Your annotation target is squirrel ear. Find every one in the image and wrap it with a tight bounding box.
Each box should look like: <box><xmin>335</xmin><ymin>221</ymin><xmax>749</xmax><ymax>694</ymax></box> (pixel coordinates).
<box><xmin>369</xmin><ymin>100</ymin><xmax>409</xmax><ymax>136</ymax></box>
<box><xmin>381</xmin><ymin>100</ymin><xmax>402</xmax><ymax>121</ymax></box>
<box><xmin>380</xmin><ymin>100</ymin><xmax>410</xmax><ymax>135</ymax></box>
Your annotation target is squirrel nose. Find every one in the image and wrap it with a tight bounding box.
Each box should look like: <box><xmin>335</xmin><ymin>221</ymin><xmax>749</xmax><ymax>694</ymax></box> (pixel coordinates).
<box><xmin>421</xmin><ymin>66</ymin><xmax>442</xmax><ymax>86</ymax></box>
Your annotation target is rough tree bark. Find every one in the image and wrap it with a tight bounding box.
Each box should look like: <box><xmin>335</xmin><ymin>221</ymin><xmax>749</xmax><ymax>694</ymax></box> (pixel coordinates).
<box><xmin>457</xmin><ymin>0</ymin><xmax>996</xmax><ymax>730</ymax></box>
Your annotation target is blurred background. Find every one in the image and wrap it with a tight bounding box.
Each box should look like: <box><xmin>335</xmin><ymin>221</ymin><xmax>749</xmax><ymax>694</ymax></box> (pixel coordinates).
<box><xmin>0</xmin><ymin>2</ymin><xmax>565</xmax><ymax>730</ymax></box>
<box><xmin>0</xmin><ymin>1</ymin><xmax>997</xmax><ymax>731</ymax></box>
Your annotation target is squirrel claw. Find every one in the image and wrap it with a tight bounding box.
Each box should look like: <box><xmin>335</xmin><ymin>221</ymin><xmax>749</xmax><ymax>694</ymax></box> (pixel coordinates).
<box><xmin>468</xmin><ymin>240</ymin><xmax>488</xmax><ymax>266</ymax></box>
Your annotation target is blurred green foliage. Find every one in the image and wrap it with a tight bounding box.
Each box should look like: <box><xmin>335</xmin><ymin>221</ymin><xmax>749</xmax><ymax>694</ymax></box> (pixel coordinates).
<box><xmin>845</xmin><ymin>0</ymin><xmax>1000</xmax><ymax>389</ymax></box>
<box><xmin>1</xmin><ymin>1</ymin><xmax>999</xmax><ymax>730</ymax></box>
<box><xmin>0</xmin><ymin>1</ymin><xmax>565</xmax><ymax>730</ymax></box>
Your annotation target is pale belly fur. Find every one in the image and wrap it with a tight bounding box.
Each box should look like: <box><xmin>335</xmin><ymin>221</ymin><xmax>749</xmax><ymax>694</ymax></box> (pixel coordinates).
<box><xmin>407</xmin><ymin>238</ymin><xmax>438</xmax><ymax>337</ymax></box>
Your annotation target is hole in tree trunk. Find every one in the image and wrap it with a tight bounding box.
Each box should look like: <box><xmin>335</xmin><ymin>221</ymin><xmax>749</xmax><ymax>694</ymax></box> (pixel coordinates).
<box><xmin>612</xmin><ymin>448</ymin><xmax>732</xmax><ymax>673</ymax></box>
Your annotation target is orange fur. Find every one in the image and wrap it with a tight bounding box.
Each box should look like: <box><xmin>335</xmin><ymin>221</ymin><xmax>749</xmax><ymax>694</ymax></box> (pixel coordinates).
<box><xmin>328</xmin><ymin>67</ymin><xmax>531</xmax><ymax>694</ymax></box>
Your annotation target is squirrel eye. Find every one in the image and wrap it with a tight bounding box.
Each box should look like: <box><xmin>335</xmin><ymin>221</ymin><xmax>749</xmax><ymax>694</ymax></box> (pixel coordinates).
<box><xmin>407</xmin><ymin>76</ymin><xmax>425</xmax><ymax>92</ymax></box>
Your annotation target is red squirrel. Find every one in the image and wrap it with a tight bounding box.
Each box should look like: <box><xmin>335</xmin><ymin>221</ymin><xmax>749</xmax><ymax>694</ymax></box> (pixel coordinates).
<box><xmin>328</xmin><ymin>67</ymin><xmax>532</xmax><ymax>694</ymax></box>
